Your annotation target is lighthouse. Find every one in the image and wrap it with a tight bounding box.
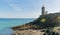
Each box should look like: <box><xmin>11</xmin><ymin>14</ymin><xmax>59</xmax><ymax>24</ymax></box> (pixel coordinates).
<box><xmin>41</xmin><ymin>6</ymin><xmax>45</xmax><ymax>15</ymax></box>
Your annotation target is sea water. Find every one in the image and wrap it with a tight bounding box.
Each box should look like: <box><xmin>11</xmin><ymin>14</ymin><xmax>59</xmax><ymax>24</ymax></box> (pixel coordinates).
<box><xmin>0</xmin><ymin>18</ymin><xmax>35</xmax><ymax>35</ymax></box>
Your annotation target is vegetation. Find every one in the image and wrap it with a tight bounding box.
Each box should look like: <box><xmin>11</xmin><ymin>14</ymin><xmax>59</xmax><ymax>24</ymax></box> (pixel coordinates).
<box><xmin>12</xmin><ymin>13</ymin><xmax>60</xmax><ymax>30</ymax></box>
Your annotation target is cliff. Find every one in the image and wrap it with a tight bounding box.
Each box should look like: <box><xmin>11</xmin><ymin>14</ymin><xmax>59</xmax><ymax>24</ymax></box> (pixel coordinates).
<box><xmin>11</xmin><ymin>12</ymin><xmax>60</xmax><ymax>30</ymax></box>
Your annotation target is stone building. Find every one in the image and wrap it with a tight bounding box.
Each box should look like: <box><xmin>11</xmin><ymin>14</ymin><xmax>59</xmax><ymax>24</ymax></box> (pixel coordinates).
<box><xmin>11</xmin><ymin>6</ymin><xmax>60</xmax><ymax>35</ymax></box>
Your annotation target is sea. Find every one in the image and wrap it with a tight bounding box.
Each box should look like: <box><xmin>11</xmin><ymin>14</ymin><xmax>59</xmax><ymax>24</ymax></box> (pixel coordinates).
<box><xmin>0</xmin><ymin>18</ymin><xmax>35</xmax><ymax>35</ymax></box>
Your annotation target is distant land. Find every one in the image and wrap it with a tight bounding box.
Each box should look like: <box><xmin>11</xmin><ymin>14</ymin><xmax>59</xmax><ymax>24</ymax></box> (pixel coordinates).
<box><xmin>0</xmin><ymin>18</ymin><xmax>36</xmax><ymax>20</ymax></box>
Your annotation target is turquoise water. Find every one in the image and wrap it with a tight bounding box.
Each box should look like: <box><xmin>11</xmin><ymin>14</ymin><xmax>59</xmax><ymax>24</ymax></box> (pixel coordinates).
<box><xmin>0</xmin><ymin>18</ymin><xmax>35</xmax><ymax>35</ymax></box>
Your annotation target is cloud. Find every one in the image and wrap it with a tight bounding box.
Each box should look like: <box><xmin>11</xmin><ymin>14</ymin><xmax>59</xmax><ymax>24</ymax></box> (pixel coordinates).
<box><xmin>0</xmin><ymin>0</ymin><xmax>42</xmax><ymax>18</ymax></box>
<box><xmin>4</xmin><ymin>0</ymin><xmax>21</xmax><ymax>12</ymax></box>
<box><xmin>9</xmin><ymin>4</ymin><xmax>21</xmax><ymax>12</ymax></box>
<box><xmin>5</xmin><ymin>0</ymin><xmax>41</xmax><ymax>18</ymax></box>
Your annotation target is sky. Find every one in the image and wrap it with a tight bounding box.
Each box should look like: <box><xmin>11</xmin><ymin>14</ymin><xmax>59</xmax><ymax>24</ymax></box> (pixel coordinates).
<box><xmin>0</xmin><ymin>0</ymin><xmax>60</xmax><ymax>18</ymax></box>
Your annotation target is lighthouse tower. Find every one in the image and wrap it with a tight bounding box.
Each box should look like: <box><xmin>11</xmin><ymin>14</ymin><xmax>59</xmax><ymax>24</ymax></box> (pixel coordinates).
<box><xmin>41</xmin><ymin>6</ymin><xmax>45</xmax><ymax>15</ymax></box>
